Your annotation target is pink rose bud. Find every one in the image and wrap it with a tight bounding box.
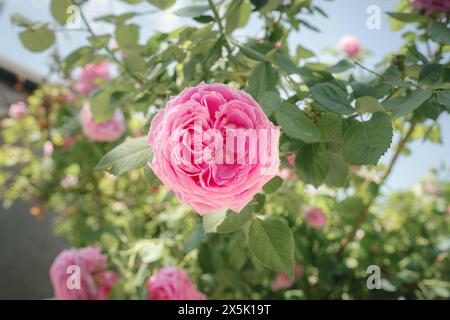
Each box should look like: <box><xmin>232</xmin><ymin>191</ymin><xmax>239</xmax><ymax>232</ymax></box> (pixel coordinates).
<box><xmin>75</xmin><ymin>62</ymin><xmax>111</xmax><ymax>96</ymax></box>
<box><xmin>79</xmin><ymin>103</ymin><xmax>125</xmax><ymax>142</ymax></box>
<box><xmin>147</xmin><ymin>267</ymin><xmax>205</xmax><ymax>300</ymax></box>
<box><xmin>411</xmin><ymin>0</ymin><xmax>450</xmax><ymax>15</ymax></box>
<box><xmin>43</xmin><ymin>140</ymin><xmax>54</xmax><ymax>157</ymax></box>
<box><xmin>8</xmin><ymin>102</ymin><xmax>28</xmax><ymax>118</ymax></box>
<box><xmin>270</xmin><ymin>263</ymin><xmax>303</xmax><ymax>292</ymax></box>
<box><xmin>146</xmin><ymin>83</ymin><xmax>280</xmax><ymax>215</ymax></box>
<box><xmin>339</xmin><ymin>35</ymin><xmax>361</xmax><ymax>58</ymax></box>
<box><xmin>305</xmin><ymin>208</ymin><xmax>327</xmax><ymax>229</ymax></box>
<box><xmin>61</xmin><ymin>175</ymin><xmax>78</xmax><ymax>188</ymax></box>
<box><xmin>49</xmin><ymin>247</ymin><xmax>118</xmax><ymax>300</ymax></box>
<box><xmin>287</xmin><ymin>154</ymin><xmax>295</xmax><ymax>166</ymax></box>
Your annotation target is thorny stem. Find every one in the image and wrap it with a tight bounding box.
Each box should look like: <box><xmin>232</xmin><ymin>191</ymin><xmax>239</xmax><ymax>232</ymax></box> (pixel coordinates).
<box><xmin>337</xmin><ymin>121</ymin><xmax>417</xmax><ymax>256</ymax></box>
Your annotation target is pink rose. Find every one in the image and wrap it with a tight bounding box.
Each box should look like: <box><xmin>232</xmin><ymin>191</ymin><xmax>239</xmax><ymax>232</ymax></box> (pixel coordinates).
<box><xmin>43</xmin><ymin>140</ymin><xmax>54</xmax><ymax>157</ymax></box>
<box><xmin>8</xmin><ymin>102</ymin><xmax>28</xmax><ymax>118</ymax></box>
<box><xmin>305</xmin><ymin>208</ymin><xmax>327</xmax><ymax>229</ymax></box>
<box><xmin>79</xmin><ymin>104</ymin><xmax>125</xmax><ymax>142</ymax></box>
<box><xmin>339</xmin><ymin>35</ymin><xmax>361</xmax><ymax>58</ymax></box>
<box><xmin>279</xmin><ymin>168</ymin><xmax>291</xmax><ymax>180</ymax></box>
<box><xmin>287</xmin><ymin>154</ymin><xmax>295</xmax><ymax>166</ymax></box>
<box><xmin>147</xmin><ymin>267</ymin><xmax>205</xmax><ymax>300</ymax></box>
<box><xmin>49</xmin><ymin>247</ymin><xmax>118</xmax><ymax>300</ymax></box>
<box><xmin>270</xmin><ymin>263</ymin><xmax>303</xmax><ymax>292</ymax></box>
<box><xmin>75</xmin><ymin>62</ymin><xmax>111</xmax><ymax>96</ymax></box>
<box><xmin>146</xmin><ymin>83</ymin><xmax>280</xmax><ymax>214</ymax></box>
<box><xmin>412</xmin><ymin>0</ymin><xmax>450</xmax><ymax>14</ymax></box>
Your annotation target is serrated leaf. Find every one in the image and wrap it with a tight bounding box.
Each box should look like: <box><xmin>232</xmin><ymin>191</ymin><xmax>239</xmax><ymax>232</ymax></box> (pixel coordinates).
<box><xmin>260</xmin><ymin>91</ymin><xmax>281</xmax><ymax>116</ymax></box>
<box><xmin>96</xmin><ymin>137</ymin><xmax>152</xmax><ymax>176</ymax></box>
<box><xmin>248</xmin><ymin>218</ymin><xmax>294</xmax><ymax>277</ymax></box>
<box><xmin>310</xmin><ymin>83</ymin><xmax>354</xmax><ymax>115</ymax></box>
<box><xmin>437</xmin><ymin>89</ymin><xmax>450</xmax><ymax>112</ymax></box>
<box><xmin>383</xmin><ymin>89</ymin><xmax>433</xmax><ymax>118</ymax></box>
<box><xmin>342</xmin><ymin>112</ymin><xmax>393</xmax><ymax>165</ymax></box>
<box><xmin>316</xmin><ymin>113</ymin><xmax>342</xmax><ymax>141</ymax></box>
<box><xmin>216</xmin><ymin>205</ymin><xmax>253</xmax><ymax>234</ymax></box>
<box><xmin>356</xmin><ymin>96</ymin><xmax>385</xmax><ymax>114</ymax></box>
<box><xmin>275</xmin><ymin>102</ymin><xmax>322</xmax><ymax>143</ymax></box>
<box><xmin>295</xmin><ymin>143</ymin><xmax>330</xmax><ymax>187</ymax></box>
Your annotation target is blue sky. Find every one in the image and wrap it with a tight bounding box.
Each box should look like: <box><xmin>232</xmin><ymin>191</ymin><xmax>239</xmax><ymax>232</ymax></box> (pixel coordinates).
<box><xmin>0</xmin><ymin>0</ymin><xmax>448</xmax><ymax>189</ymax></box>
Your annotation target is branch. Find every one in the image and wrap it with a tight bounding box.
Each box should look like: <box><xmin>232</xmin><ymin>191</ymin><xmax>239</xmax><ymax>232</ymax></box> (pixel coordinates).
<box><xmin>337</xmin><ymin>121</ymin><xmax>417</xmax><ymax>256</ymax></box>
<box><xmin>207</xmin><ymin>0</ymin><xmax>233</xmax><ymax>56</ymax></box>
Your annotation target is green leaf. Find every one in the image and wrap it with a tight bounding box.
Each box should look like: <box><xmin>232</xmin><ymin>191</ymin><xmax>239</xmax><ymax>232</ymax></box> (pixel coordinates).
<box><xmin>324</xmin><ymin>150</ymin><xmax>349</xmax><ymax>188</ymax></box>
<box><xmin>316</xmin><ymin>113</ymin><xmax>342</xmax><ymax>141</ymax></box>
<box><xmin>296</xmin><ymin>45</ymin><xmax>315</xmax><ymax>59</ymax></box>
<box><xmin>19</xmin><ymin>24</ymin><xmax>55</xmax><ymax>52</ymax></box>
<box><xmin>296</xmin><ymin>143</ymin><xmax>330</xmax><ymax>187</ymax></box>
<box><xmin>260</xmin><ymin>0</ymin><xmax>282</xmax><ymax>14</ymax></box>
<box><xmin>247</xmin><ymin>62</ymin><xmax>278</xmax><ymax>101</ymax></box>
<box><xmin>355</xmin><ymin>96</ymin><xmax>385</xmax><ymax>114</ymax></box>
<box><xmin>203</xmin><ymin>210</ymin><xmax>227</xmax><ymax>233</ymax></box>
<box><xmin>419</xmin><ymin>63</ymin><xmax>444</xmax><ymax>85</ymax></box>
<box><xmin>216</xmin><ymin>205</ymin><xmax>253</xmax><ymax>234</ymax></box>
<box><xmin>428</xmin><ymin>20</ymin><xmax>450</xmax><ymax>45</ymax></box>
<box><xmin>147</xmin><ymin>0</ymin><xmax>176</xmax><ymax>10</ymax></box>
<box><xmin>342</xmin><ymin>112</ymin><xmax>393</xmax><ymax>165</ymax></box>
<box><xmin>193</xmin><ymin>15</ymin><xmax>214</xmax><ymax>23</ymax></box>
<box><xmin>275</xmin><ymin>102</ymin><xmax>322</xmax><ymax>143</ymax></box>
<box><xmin>225</xmin><ymin>0</ymin><xmax>251</xmax><ymax>34</ymax></box>
<box><xmin>260</xmin><ymin>91</ymin><xmax>281</xmax><ymax>116</ymax></box>
<box><xmin>248</xmin><ymin>218</ymin><xmax>295</xmax><ymax>277</ymax></box>
<box><xmin>263</xmin><ymin>176</ymin><xmax>283</xmax><ymax>194</ymax></box>
<box><xmin>274</xmin><ymin>52</ymin><xmax>298</xmax><ymax>74</ymax></box>
<box><xmin>252</xmin><ymin>194</ymin><xmax>265</xmax><ymax>212</ymax></box>
<box><xmin>88</xmin><ymin>35</ymin><xmax>111</xmax><ymax>49</ymax></box>
<box><xmin>144</xmin><ymin>166</ymin><xmax>161</xmax><ymax>185</ymax></box>
<box><xmin>50</xmin><ymin>0</ymin><xmax>72</xmax><ymax>25</ymax></box>
<box><xmin>383</xmin><ymin>89</ymin><xmax>433</xmax><ymax>118</ymax></box>
<box><xmin>437</xmin><ymin>90</ymin><xmax>450</xmax><ymax>112</ymax></box>
<box><xmin>91</xmin><ymin>88</ymin><xmax>116</xmax><ymax>122</ymax></box>
<box><xmin>238</xmin><ymin>43</ymin><xmax>269</xmax><ymax>62</ymax></box>
<box><xmin>116</xmin><ymin>23</ymin><xmax>140</xmax><ymax>48</ymax></box>
<box><xmin>327</xmin><ymin>60</ymin><xmax>353</xmax><ymax>73</ymax></box>
<box><xmin>96</xmin><ymin>137</ymin><xmax>152</xmax><ymax>176</ymax></box>
<box><xmin>310</xmin><ymin>83</ymin><xmax>354</xmax><ymax>115</ymax></box>
<box><xmin>386</xmin><ymin>12</ymin><xmax>428</xmax><ymax>23</ymax></box>
<box><xmin>174</xmin><ymin>5</ymin><xmax>210</xmax><ymax>17</ymax></box>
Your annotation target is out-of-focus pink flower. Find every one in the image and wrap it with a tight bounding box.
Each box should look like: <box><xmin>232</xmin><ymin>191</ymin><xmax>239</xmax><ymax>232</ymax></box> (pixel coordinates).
<box><xmin>270</xmin><ymin>263</ymin><xmax>303</xmax><ymax>292</ymax></box>
<box><xmin>43</xmin><ymin>140</ymin><xmax>54</xmax><ymax>157</ymax></box>
<box><xmin>61</xmin><ymin>175</ymin><xmax>78</xmax><ymax>188</ymax></box>
<box><xmin>305</xmin><ymin>208</ymin><xmax>327</xmax><ymax>229</ymax></box>
<box><xmin>49</xmin><ymin>247</ymin><xmax>118</xmax><ymax>300</ymax></box>
<box><xmin>63</xmin><ymin>135</ymin><xmax>79</xmax><ymax>150</ymax></box>
<box><xmin>411</xmin><ymin>0</ymin><xmax>450</xmax><ymax>15</ymax></box>
<box><xmin>355</xmin><ymin>228</ymin><xmax>365</xmax><ymax>240</ymax></box>
<box><xmin>147</xmin><ymin>267</ymin><xmax>205</xmax><ymax>300</ymax></box>
<box><xmin>8</xmin><ymin>102</ymin><xmax>28</xmax><ymax>118</ymax></box>
<box><xmin>287</xmin><ymin>154</ymin><xmax>295</xmax><ymax>166</ymax></box>
<box><xmin>79</xmin><ymin>104</ymin><xmax>125</xmax><ymax>142</ymax></box>
<box><xmin>75</xmin><ymin>62</ymin><xmax>111</xmax><ymax>96</ymax></box>
<box><xmin>146</xmin><ymin>82</ymin><xmax>280</xmax><ymax>215</ymax></box>
<box><xmin>423</xmin><ymin>182</ymin><xmax>440</xmax><ymax>196</ymax></box>
<box><xmin>279</xmin><ymin>168</ymin><xmax>291</xmax><ymax>180</ymax></box>
<box><xmin>339</xmin><ymin>35</ymin><xmax>361</xmax><ymax>58</ymax></box>
<box><xmin>275</xmin><ymin>40</ymin><xmax>282</xmax><ymax>48</ymax></box>
<box><xmin>65</xmin><ymin>90</ymin><xmax>76</xmax><ymax>103</ymax></box>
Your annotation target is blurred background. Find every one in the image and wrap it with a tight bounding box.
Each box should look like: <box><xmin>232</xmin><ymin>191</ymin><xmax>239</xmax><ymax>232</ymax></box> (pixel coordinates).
<box><xmin>0</xmin><ymin>0</ymin><xmax>448</xmax><ymax>299</ymax></box>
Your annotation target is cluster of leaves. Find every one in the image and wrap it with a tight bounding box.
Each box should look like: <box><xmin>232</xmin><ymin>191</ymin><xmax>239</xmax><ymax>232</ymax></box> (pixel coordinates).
<box><xmin>2</xmin><ymin>0</ymin><xmax>449</xmax><ymax>299</ymax></box>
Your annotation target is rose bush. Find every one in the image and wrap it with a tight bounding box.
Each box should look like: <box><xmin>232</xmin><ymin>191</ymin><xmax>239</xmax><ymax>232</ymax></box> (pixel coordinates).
<box><xmin>1</xmin><ymin>0</ymin><xmax>449</xmax><ymax>299</ymax></box>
